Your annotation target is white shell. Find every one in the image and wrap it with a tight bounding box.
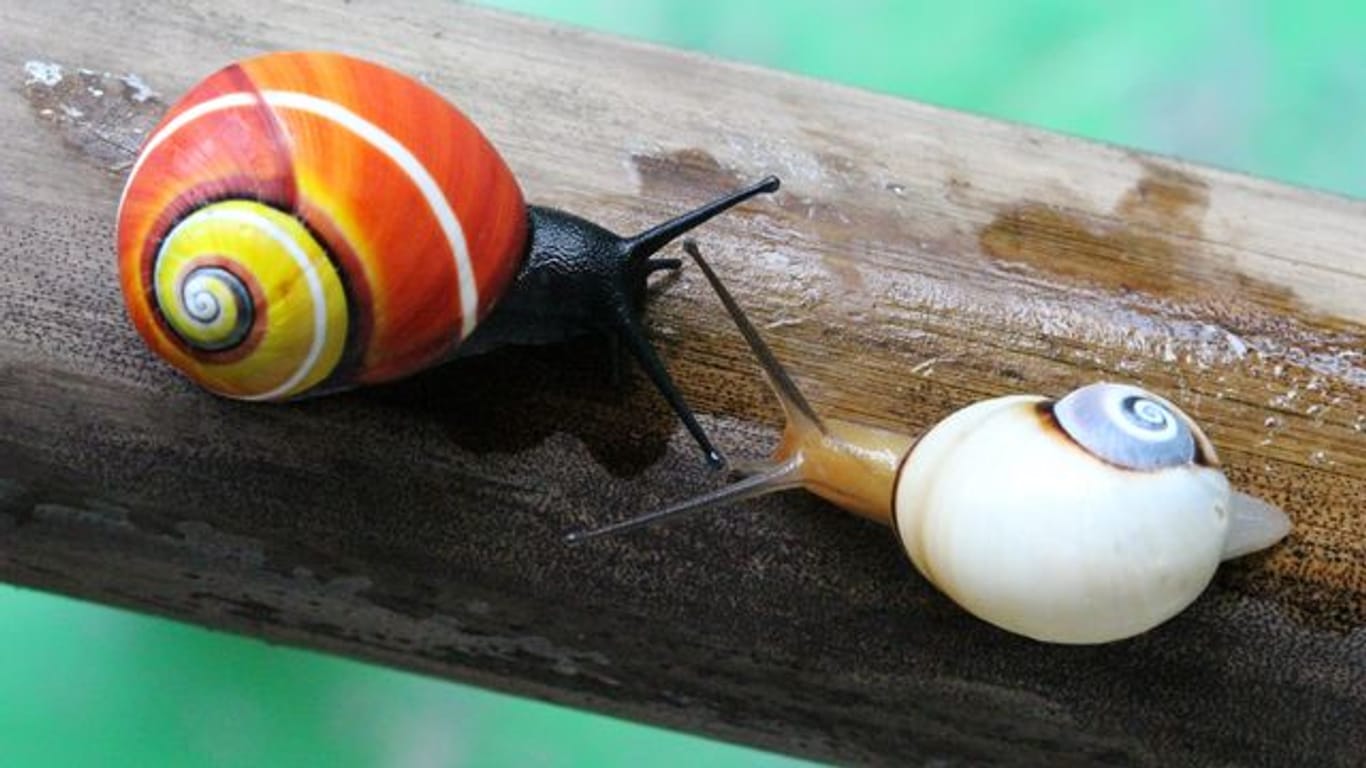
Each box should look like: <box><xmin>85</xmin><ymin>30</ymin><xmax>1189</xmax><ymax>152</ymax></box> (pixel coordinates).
<box><xmin>893</xmin><ymin>395</ymin><xmax>1231</xmax><ymax>644</ymax></box>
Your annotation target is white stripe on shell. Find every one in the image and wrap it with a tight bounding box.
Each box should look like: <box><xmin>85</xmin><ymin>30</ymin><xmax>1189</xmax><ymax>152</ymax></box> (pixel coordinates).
<box><xmin>159</xmin><ymin>205</ymin><xmax>329</xmax><ymax>402</ymax></box>
<box><xmin>120</xmin><ymin>88</ymin><xmax>480</xmax><ymax>339</ymax></box>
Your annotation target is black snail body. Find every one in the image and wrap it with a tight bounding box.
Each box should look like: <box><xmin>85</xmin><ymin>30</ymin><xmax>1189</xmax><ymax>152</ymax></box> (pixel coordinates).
<box><xmin>116</xmin><ymin>50</ymin><xmax>780</xmax><ymax>468</ymax></box>
<box><xmin>571</xmin><ymin>242</ymin><xmax>1293</xmax><ymax>645</ymax></box>
<box><xmin>455</xmin><ymin>186</ymin><xmax>782</xmax><ymax>467</ymax></box>
<box><xmin>457</xmin><ymin>194</ymin><xmax>779</xmax><ymax>429</ymax></box>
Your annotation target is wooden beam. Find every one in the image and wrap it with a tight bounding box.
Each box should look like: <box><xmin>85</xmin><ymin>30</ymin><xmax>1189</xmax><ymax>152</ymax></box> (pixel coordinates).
<box><xmin>3</xmin><ymin>1</ymin><xmax>1363</xmax><ymax>765</ymax></box>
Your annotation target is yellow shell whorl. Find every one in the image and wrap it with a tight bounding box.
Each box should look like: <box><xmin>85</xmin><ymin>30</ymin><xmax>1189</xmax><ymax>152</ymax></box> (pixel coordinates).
<box><xmin>153</xmin><ymin>200</ymin><xmax>348</xmax><ymax>400</ymax></box>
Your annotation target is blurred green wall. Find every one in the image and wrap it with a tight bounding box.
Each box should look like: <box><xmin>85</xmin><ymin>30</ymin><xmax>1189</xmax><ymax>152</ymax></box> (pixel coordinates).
<box><xmin>4</xmin><ymin>2</ymin><xmax>1362</xmax><ymax>767</ymax></box>
<box><xmin>482</xmin><ymin>0</ymin><xmax>1366</xmax><ymax>199</ymax></box>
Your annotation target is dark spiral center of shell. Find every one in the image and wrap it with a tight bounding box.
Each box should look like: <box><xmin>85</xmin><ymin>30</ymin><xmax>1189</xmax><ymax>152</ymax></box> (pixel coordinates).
<box><xmin>178</xmin><ymin>266</ymin><xmax>253</xmax><ymax>351</ymax></box>
<box><xmin>1117</xmin><ymin>395</ymin><xmax>1177</xmax><ymax>440</ymax></box>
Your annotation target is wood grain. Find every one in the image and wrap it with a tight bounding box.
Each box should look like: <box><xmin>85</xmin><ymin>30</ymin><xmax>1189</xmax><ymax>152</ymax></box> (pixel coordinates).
<box><xmin>2</xmin><ymin>1</ymin><xmax>1363</xmax><ymax>765</ymax></box>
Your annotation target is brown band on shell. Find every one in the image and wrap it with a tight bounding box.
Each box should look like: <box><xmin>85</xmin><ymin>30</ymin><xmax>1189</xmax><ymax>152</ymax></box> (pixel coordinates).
<box><xmin>1187</xmin><ymin>418</ymin><xmax>1220</xmax><ymax>468</ymax></box>
<box><xmin>290</xmin><ymin>201</ymin><xmax>371</xmax><ymax>393</ymax></box>
<box><xmin>1032</xmin><ymin>398</ymin><xmax>1125</xmax><ymax>467</ymax></box>
<box><xmin>1033</xmin><ymin>400</ymin><xmax>1070</xmax><ymax>434</ymax></box>
<box><xmin>888</xmin><ymin>434</ymin><xmax>923</xmax><ymax>545</ymax></box>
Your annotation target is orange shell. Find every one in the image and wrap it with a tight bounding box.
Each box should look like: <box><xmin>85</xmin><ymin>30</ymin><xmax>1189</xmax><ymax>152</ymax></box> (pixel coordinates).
<box><xmin>117</xmin><ymin>50</ymin><xmax>528</xmax><ymax>398</ymax></box>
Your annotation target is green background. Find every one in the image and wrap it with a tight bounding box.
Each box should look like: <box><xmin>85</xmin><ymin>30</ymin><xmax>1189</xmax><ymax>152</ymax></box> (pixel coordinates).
<box><xmin>4</xmin><ymin>2</ymin><xmax>1362</xmax><ymax>766</ymax></box>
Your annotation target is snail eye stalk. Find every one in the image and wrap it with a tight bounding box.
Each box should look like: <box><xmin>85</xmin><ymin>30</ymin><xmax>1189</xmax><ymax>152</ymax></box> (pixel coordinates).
<box><xmin>600</xmin><ymin>177</ymin><xmax>783</xmax><ymax>470</ymax></box>
<box><xmin>567</xmin><ymin>240</ymin><xmax>830</xmax><ymax>543</ymax></box>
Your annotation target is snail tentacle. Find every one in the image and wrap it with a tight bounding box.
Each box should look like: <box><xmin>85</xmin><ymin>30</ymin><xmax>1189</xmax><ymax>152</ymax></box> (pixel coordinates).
<box><xmin>622</xmin><ymin>176</ymin><xmax>780</xmax><ymax>264</ymax></box>
<box><xmin>607</xmin><ymin>299</ymin><xmax>726</xmax><ymax>469</ymax></box>
<box><xmin>566</xmin><ymin>456</ymin><xmax>804</xmax><ymax>543</ymax></box>
<box><xmin>643</xmin><ymin>257</ymin><xmax>683</xmax><ymax>275</ymax></box>
<box><xmin>1223</xmin><ymin>491</ymin><xmax>1293</xmax><ymax>560</ymax></box>
<box><xmin>569</xmin><ymin>242</ymin><xmax>906</xmax><ymax>541</ymax></box>
<box><xmin>682</xmin><ymin>240</ymin><xmax>827</xmax><ymax>435</ymax></box>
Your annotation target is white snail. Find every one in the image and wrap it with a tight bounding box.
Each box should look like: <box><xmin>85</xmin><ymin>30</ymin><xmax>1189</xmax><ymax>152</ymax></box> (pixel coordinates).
<box><xmin>569</xmin><ymin>242</ymin><xmax>1292</xmax><ymax>645</ymax></box>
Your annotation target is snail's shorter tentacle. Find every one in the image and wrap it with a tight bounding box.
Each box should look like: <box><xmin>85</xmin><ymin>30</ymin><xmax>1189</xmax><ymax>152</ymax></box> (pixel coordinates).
<box><xmin>644</xmin><ymin>257</ymin><xmax>683</xmax><ymax>275</ymax></box>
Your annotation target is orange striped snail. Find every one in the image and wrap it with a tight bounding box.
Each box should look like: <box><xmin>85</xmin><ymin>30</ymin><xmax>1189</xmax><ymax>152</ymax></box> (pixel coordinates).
<box><xmin>117</xmin><ymin>50</ymin><xmax>779</xmax><ymax>467</ymax></box>
<box><xmin>569</xmin><ymin>242</ymin><xmax>1292</xmax><ymax>644</ymax></box>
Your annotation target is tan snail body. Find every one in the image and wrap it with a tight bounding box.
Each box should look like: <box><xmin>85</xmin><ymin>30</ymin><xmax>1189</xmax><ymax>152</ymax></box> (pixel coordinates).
<box><xmin>571</xmin><ymin>243</ymin><xmax>1291</xmax><ymax>645</ymax></box>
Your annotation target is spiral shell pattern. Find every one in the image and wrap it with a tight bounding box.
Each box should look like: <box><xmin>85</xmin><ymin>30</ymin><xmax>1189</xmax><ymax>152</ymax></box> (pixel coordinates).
<box><xmin>117</xmin><ymin>51</ymin><xmax>528</xmax><ymax>399</ymax></box>
<box><xmin>1052</xmin><ymin>383</ymin><xmax>1202</xmax><ymax>470</ymax></box>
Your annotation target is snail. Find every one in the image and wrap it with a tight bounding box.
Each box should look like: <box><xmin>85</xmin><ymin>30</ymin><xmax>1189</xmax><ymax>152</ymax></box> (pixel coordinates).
<box><xmin>116</xmin><ymin>50</ymin><xmax>780</xmax><ymax>467</ymax></box>
<box><xmin>568</xmin><ymin>241</ymin><xmax>1293</xmax><ymax>644</ymax></box>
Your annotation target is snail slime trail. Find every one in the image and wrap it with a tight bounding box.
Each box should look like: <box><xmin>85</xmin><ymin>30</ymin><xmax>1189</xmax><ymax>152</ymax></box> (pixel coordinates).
<box><xmin>569</xmin><ymin>241</ymin><xmax>1292</xmax><ymax>645</ymax></box>
<box><xmin>116</xmin><ymin>50</ymin><xmax>780</xmax><ymax>469</ymax></box>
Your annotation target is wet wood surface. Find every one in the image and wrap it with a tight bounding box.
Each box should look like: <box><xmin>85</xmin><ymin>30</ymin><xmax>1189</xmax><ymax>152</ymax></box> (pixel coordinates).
<box><xmin>2</xmin><ymin>1</ymin><xmax>1363</xmax><ymax>765</ymax></box>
